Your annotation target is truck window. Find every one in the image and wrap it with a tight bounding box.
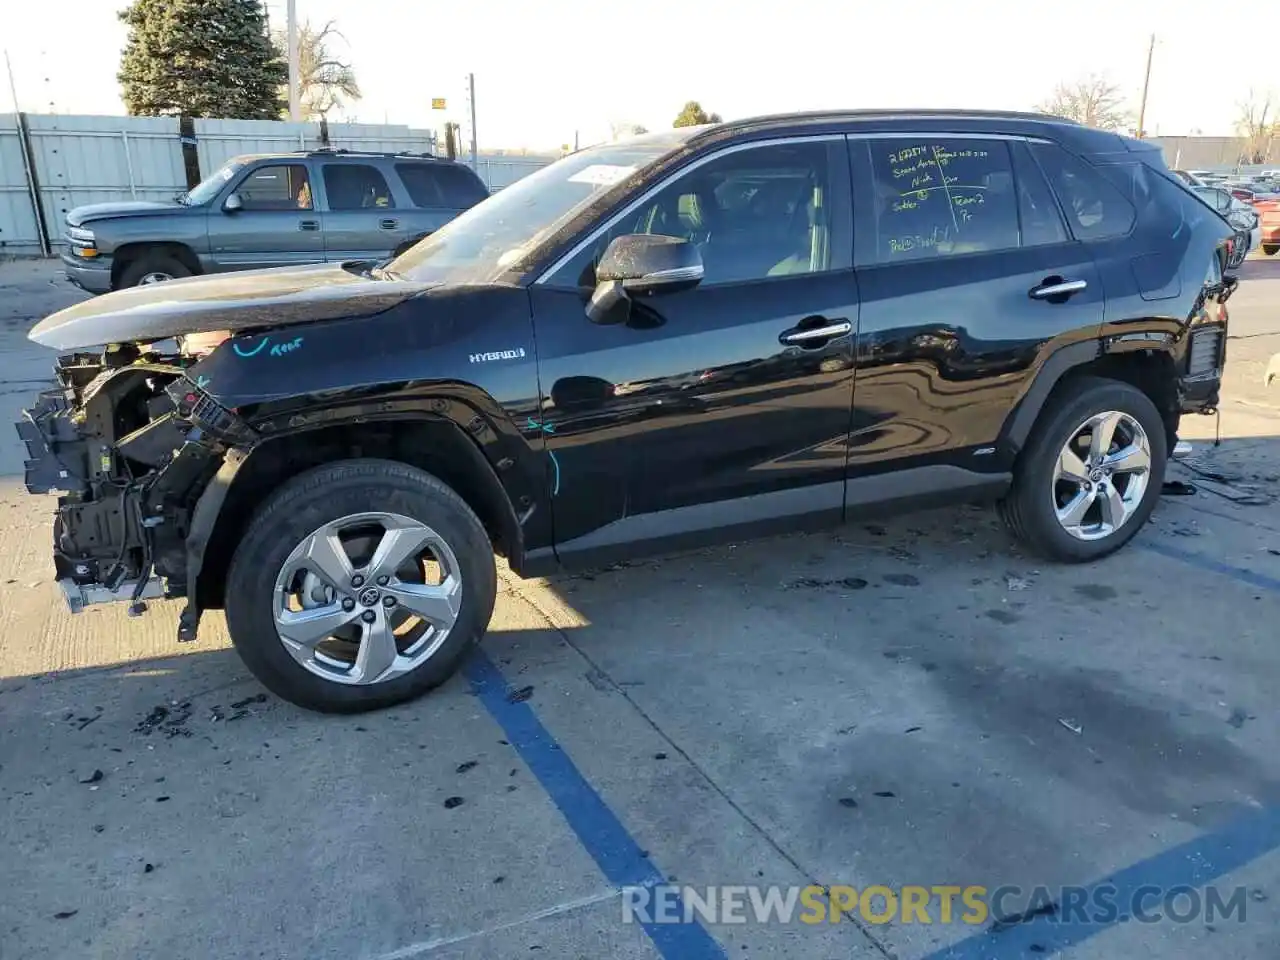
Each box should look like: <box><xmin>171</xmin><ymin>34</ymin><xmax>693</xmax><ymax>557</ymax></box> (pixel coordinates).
<box><xmin>238</xmin><ymin>164</ymin><xmax>312</xmax><ymax>211</ymax></box>
<box><xmin>323</xmin><ymin>164</ymin><xmax>393</xmax><ymax>210</ymax></box>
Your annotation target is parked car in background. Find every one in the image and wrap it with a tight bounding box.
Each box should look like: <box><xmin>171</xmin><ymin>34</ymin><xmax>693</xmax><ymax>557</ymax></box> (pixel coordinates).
<box><xmin>61</xmin><ymin>150</ymin><xmax>489</xmax><ymax>293</ymax></box>
<box><xmin>1174</xmin><ymin>171</ymin><xmax>1257</xmax><ymax>265</ymax></box>
<box><xmin>18</xmin><ymin>109</ymin><xmax>1236</xmax><ymax>711</ymax></box>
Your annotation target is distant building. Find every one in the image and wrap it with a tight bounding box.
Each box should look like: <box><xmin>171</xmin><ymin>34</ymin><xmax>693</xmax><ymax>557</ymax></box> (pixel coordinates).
<box><xmin>1148</xmin><ymin>135</ymin><xmax>1279</xmax><ymax>172</ymax></box>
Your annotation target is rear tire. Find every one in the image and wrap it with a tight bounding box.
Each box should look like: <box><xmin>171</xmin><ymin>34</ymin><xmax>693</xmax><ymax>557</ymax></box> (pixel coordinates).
<box><xmin>117</xmin><ymin>252</ymin><xmax>192</xmax><ymax>289</ymax></box>
<box><xmin>224</xmin><ymin>459</ymin><xmax>497</xmax><ymax>713</ymax></box>
<box><xmin>1264</xmin><ymin>244</ymin><xmax>1279</xmax><ymax>256</ymax></box>
<box><xmin>999</xmin><ymin>377</ymin><xmax>1166</xmax><ymax>562</ymax></box>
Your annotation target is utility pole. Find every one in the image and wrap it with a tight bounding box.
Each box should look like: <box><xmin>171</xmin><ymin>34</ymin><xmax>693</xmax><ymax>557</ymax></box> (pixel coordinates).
<box><xmin>1136</xmin><ymin>32</ymin><xmax>1154</xmax><ymax>138</ymax></box>
<box><xmin>467</xmin><ymin>73</ymin><xmax>478</xmax><ymax>169</ymax></box>
<box><xmin>3</xmin><ymin>49</ymin><xmax>19</xmax><ymax>113</ymax></box>
<box><xmin>287</xmin><ymin>0</ymin><xmax>301</xmax><ymax>122</ymax></box>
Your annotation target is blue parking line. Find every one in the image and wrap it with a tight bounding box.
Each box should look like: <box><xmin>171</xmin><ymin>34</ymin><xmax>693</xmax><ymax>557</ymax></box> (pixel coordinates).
<box><xmin>465</xmin><ymin>651</ymin><xmax>727</xmax><ymax>960</ymax></box>
<box><xmin>1140</xmin><ymin>540</ymin><xmax>1280</xmax><ymax>595</ymax></box>
<box><xmin>922</xmin><ymin>804</ymin><xmax>1280</xmax><ymax>959</ymax></box>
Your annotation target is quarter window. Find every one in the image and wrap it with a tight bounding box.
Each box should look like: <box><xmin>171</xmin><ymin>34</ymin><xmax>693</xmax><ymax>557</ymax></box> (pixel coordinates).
<box><xmin>559</xmin><ymin>140</ymin><xmax>838</xmax><ymax>287</ymax></box>
<box><xmin>1030</xmin><ymin>144</ymin><xmax>1135</xmax><ymax>240</ymax></box>
<box><xmin>322</xmin><ymin>164</ymin><xmax>393</xmax><ymax>210</ymax></box>
<box><xmin>237</xmin><ymin>164</ymin><xmax>312</xmax><ymax>211</ymax></box>
<box><xmin>396</xmin><ymin>163</ymin><xmax>445</xmax><ymax>207</ymax></box>
<box><xmin>867</xmin><ymin>138</ymin><xmax>1020</xmax><ymax>263</ymax></box>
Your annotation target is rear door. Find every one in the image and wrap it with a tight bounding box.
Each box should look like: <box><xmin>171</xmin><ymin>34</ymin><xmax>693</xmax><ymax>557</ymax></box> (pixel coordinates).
<box><xmin>209</xmin><ymin>162</ymin><xmax>324</xmax><ymax>270</ymax></box>
<box><xmin>317</xmin><ymin>161</ymin><xmax>403</xmax><ymax>260</ymax></box>
<box><xmin>846</xmin><ymin>135</ymin><xmax>1104</xmax><ymax>485</ymax></box>
<box><xmin>394</xmin><ymin>161</ymin><xmax>488</xmax><ymax>244</ymax></box>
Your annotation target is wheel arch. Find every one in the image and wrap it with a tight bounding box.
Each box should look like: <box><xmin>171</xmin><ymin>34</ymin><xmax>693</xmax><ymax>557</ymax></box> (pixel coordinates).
<box><xmin>193</xmin><ymin>414</ymin><xmax>525</xmax><ymax>612</ymax></box>
<box><xmin>1001</xmin><ymin>338</ymin><xmax>1182</xmax><ymax>461</ymax></box>
<box><xmin>111</xmin><ymin>241</ymin><xmax>202</xmax><ymax>288</ymax></box>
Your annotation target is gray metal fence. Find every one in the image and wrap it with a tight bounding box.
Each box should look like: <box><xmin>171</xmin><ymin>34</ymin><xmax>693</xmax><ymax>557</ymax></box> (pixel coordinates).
<box><xmin>0</xmin><ymin>112</ymin><xmax>554</xmax><ymax>257</ymax></box>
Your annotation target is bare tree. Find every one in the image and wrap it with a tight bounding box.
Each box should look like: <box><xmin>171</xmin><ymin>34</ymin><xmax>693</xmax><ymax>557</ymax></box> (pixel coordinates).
<box><xmin>273</xmin><ymin>20</ymin><xmax>361</xmax><ymax>120</ymax></box>
<box><xmin>1235</xmin><ymin>91</ymin><xmax>1276</xmax><ymax>165</ymax></box>
<box><xmin>1038</xmin><ymin>76</ymin><xmax>1130</xmax><ymax>132</ymax></box>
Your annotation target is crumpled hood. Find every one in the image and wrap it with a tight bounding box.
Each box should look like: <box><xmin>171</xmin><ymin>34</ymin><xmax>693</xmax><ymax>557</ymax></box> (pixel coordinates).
<box><xmin>66</xmin><ymin>201</ymin><xmax>184</xmax><ymax>226</ymax></box>
<box><xmin>29</xmin><ymin>262</ymin><xmax>435</xmax><ymax>351</ymax></box>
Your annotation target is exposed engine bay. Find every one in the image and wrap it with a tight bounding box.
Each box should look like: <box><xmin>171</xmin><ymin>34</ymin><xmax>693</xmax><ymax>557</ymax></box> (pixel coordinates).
<box><xmin>15</xmin><ymin>337</ymin><xmax>248</xmax><ymax>638</ymax></box>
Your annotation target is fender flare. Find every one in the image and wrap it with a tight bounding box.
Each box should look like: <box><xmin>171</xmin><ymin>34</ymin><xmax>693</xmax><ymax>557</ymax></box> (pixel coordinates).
<box><xmin>999</xmin><ymin>340</ymin><xmax>1102</xmax><ymax>453</ymax></box>
<box><xmin>177</xmin><ymin>388</ymin><xmax>544</xmax><ymax>637</ymax></box>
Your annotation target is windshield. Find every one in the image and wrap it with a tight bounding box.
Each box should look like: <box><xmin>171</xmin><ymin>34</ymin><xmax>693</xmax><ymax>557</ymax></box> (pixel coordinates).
<box><xmin>387</xmin><ymin>132</ymin><xmax>694</xmax><ymax>284</ymax></box>
<box><xmin>185</xmin><ymin>160</ymin><xmax>245</xmax><ymax>205</ymax></box>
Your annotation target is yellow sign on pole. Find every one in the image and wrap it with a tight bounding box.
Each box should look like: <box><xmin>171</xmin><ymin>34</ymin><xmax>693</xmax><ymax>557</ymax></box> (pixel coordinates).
<box><xmin>431</xmin><ymin>98</ymin><xmax>447</xmax><ymax>110</ymax></box>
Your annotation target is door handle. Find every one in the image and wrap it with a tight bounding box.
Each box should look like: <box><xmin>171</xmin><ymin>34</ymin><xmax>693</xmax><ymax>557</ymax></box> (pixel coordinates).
<box><xmin>779</xmin><ymin>318</ymin><xmax>852</xmax><ymax>347</ymax></box>
<box><xmin>298</xmin><ymin>220</ymin><xmax>320</xmax><ymax>232</ymax></box>
<box><xmin>1029</xmin><ymin>277</ymin><xmax>1087</xmax><ymax>300</ymax></box>
<box><xmin>379</xmin><ymin>218</ymin><xmax>400</xmax><ymax>230</ymax></box>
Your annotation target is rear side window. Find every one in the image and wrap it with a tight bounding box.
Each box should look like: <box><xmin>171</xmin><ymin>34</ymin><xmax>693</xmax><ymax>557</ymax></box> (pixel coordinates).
<box><xmin>1031</xmin><ymin>144</ymin><xmax>1135</xmax><ymax>240</ymax></box>
<box><xmin>323</xmin><ymin>164</ymin><xmax>393</xmax><ymax>210</ymax></box>
<box><xmin>867</xmin><ymin>138</ymin><xmax>1020</xmax><ymax>262</ymax></box>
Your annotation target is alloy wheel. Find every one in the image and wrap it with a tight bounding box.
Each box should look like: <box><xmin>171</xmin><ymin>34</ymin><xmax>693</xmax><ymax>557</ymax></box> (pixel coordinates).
<box><xmin>1051</xmin><ymin>410</ymin><xmax>1152</xmax><ymax>541</ymax></box>
<box><xmin>272</xmin><ymin>511</ymin><xmax>463</xmax><ymax>685</ymax></box>
<box><xmin>138</xmin><ymin>271</ymin><xmax>174</xmax><ymax>285</ymax></box>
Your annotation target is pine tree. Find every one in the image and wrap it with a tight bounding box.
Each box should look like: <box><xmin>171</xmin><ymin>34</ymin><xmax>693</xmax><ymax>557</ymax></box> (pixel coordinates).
<box><xmin>118</xmin><ymin>0</ymin><xmax>286</xmax><ymax>119</ymax></box>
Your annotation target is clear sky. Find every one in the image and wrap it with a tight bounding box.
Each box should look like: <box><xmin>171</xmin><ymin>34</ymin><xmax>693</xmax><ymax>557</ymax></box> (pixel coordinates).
<box><xmin>2</xmin><ymin>0</ymin><xmax>1267</xmax><ymax>150</ymax></box>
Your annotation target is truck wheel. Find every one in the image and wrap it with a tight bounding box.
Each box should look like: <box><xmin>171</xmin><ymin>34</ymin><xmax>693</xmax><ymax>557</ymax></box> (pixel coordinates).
<box><xmin>224</xmin><ymin>459</ymin><xmax>497</xmax><ymax>712</ymax></box>
<box><xmin>117</xmin><ymin>253</ymin><xmax>192</xmax><ymax>288</ymax></box>
<box><xmin>998</xmin><ymin>377</ymin><xmax>1166</xmax><ymax>562</ymax></box>
<box><xmin>1264</xmin><ymin>244</ymin><xmax>1279</xmax><ymax>256</ymax></box>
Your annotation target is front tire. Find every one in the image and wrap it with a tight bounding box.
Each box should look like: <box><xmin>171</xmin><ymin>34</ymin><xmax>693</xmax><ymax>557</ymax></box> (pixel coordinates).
<box><xmin>117</xmin><ymin>252</ymin><xmax>192</xmax><ymax>288</ymax></box>
<box><xmin>224</xmin><ymin>459</ymin><xmax>497</xmax><ymax>712</ymax></box>
<box><xmin>999</xmin><ymin>377</ymin><xmax>1166</xmax><ymax>562</ymax></box>
<box><xmin>1264</xmin><ymin>244</ymin><xmax>1279</xmax><ymax>256</ymax></box>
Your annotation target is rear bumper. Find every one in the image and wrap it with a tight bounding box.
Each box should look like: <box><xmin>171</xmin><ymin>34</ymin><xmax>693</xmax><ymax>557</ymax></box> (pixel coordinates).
<box><xmin>1178</xmin><ymin>291</ymin><xmax>1232</xmax><ymax>414</ymax></box>
<box><xmin>60</xmin><ymin>251</ymin><xmax>113</xmax><ymax>294</ymax></box>
<box><xmin>1261</xmin><ymin>222</ymin><xmax>1280</xmax><ymax>245</ymax></box>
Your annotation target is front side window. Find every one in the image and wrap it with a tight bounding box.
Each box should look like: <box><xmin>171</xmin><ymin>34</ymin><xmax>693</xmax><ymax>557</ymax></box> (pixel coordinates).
<box><xmin>866</xmin><ymin>138</ymin><xmax>1020</xmax><ymax>263</ymax></box>
<box><xmin>237</xmin><ymin>164</ymin><xmax>312</xmax><ymax>211</ymax></box>
<box><xmin>323</xmin><ymin>164</ymin><xmax>393</xmax><ymax>210</ymax></box>
<box><xmin>556</xmin><ymin>140</ymin><xmax>838</xmax><ymax>287</ymax></box>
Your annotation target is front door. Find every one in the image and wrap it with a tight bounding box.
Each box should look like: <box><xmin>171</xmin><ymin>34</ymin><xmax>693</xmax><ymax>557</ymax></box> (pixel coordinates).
<box><xmin>209</xmin><ymin>162</ymin><xmax>324</xmax><ymax>270</ymax></box>
<box><xmin>845</xmin><ymin>135</ymin><xmax>1104</xmax><ymax>493</ymax></box>
<box><xmin>529</xmin><ymin>137</ymin><xmax>859</xmax><ymax>564</ymax></box>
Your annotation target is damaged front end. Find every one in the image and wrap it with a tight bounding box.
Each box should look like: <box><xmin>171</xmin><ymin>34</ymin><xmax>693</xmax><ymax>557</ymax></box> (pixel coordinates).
<box><xmin>15</xmin><ymin>341</ymin><xmax>252</xmax><ymax>640</ymax></box>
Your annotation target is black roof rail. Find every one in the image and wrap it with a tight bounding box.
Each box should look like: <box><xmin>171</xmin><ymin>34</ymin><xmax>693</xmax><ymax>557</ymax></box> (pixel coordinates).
<box><xmin>300</xmin><ymin>147</ymin><xmax>440</xmax><ymax>160</ymax></box>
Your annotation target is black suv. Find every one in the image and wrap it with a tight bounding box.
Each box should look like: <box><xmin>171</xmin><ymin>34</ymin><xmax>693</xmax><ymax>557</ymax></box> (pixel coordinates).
<box><xmin>18</xmin><ymin>110</ymin><xmax>1235</xmax><ymax>712</ymax></box>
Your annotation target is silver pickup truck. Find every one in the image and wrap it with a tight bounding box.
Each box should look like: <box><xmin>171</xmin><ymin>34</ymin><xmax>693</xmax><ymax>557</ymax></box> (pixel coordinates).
<box><xmin>61</xmin><ymin>149</ymin><xmax>488</xmax><ymax>293</ymax></box>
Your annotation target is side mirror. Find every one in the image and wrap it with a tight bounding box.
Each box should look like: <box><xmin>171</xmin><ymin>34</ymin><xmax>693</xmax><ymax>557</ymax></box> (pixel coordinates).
<box><xmin>223</xmin><ymin>193</ymin><xmax>243</xmax><ymax>213</ymax></box>
<box><xmin>586</xmin><ymin>234</ymin><xmax>703</xmax><ymax>324</ymax></box>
